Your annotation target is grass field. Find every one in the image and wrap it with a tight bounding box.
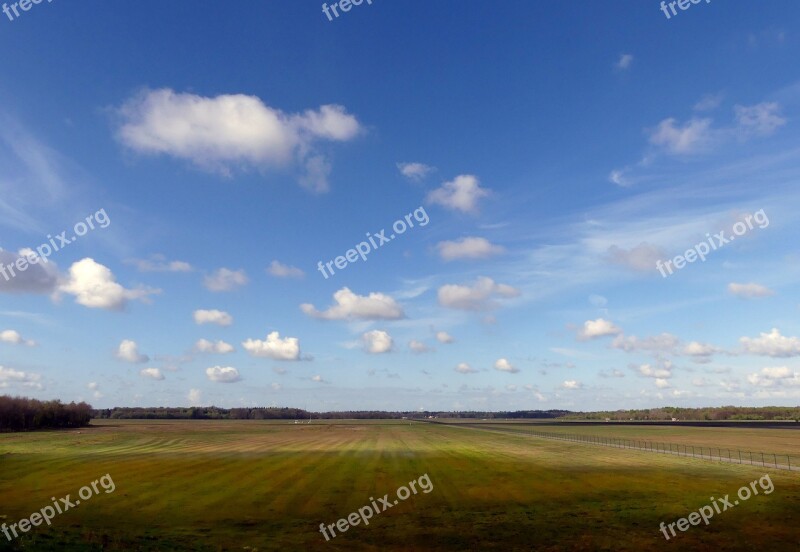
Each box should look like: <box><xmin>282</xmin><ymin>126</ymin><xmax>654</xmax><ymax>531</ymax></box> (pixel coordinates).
<box><xmin>1</xmin><ymin>419</ymin><xmax>798</xmax><ymax>551</ymax></box>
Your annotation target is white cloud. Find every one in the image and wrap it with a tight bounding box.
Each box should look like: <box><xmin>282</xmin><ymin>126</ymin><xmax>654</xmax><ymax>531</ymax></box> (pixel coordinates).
<box><xmin>115</xmin><ymin>340</ymin><xmax>149</xmax><ymax>364</ymax></box>
<box><xmin>205</xmin><ymin>365</ymin><xmax>241</xmax><ymax>383</ymax></box>
<box><xmin>362</xmin><ymin>330</ymin><xmax>393</xmax><ymax>354</ymax></box>
<box><xmin>0</xmin><ymin>329</ymin><xmax>35</xmax><ymax>346</ymax></box>
<box><xmin>683</xmin><ymin>341</ymin><xmax>719</xmax><ymax>358</ymax></box>
<box><xmin>59</xmin><ymin>258</ymin><xmax>160</xmax><ymax>311</ymax></box>
<box><xmin>561</xmin><ymin>380</ymin><xmax>581</xmax><ymax>390</ymax></box>
<box><xmin>634</xmin><ymin>363</ymin><xmax>673</xmax><ymax>379</ymax></box>
<box><xmin>242</xmin><ymin>331</ymin><xmax>301</xmax><ymax>360</ymax></box>
<box><xmin>270</xmin><ymin>382</ymin><xmax>282</xmax><ymax>391</ymax></box>
<box><xmin>740</xmin><ymin>328</ymin><xmax>800</xmax><ymax>357</ymax></box>
<box><xmin>311</xmin><ymin>374</ymin><xmax>329</xmax><ymax>384</ymax></box>
<box><xmin>648</xmin><ymin>117</ymin><xmax>714</xmax><ymax>154</ymax></box>
<box><xmin>746</xmin><ymin>366</ymin><xmax>800</xmax><ymax>388</ymax></box>
<box><xmin>194</xmin><ymin>339</ymin><xmax>235</xmax><ymax>354</ymax></box>
<box><xmin>193</xmin><ymin>309</ymin><xmax>233</xmax><ymax>326</ymax></box>
<box><xmin>615</xmin><ymin>54</ymin><xmax>633</xmax><ymax>70</ymax></box>
<box><xmin>140</xmin><ymin>367</ymin><xmax>165</xmax><ymax>380</ymax></box>
<box><xmin>494</xmin><ymin>358</ymin><xmax>519</xmax><ymax>373</ymax></box>
<box><xmin>115</xmin><ymin>89</ymin><xmax>362</xmax><ymax>192</ymax></box>
<box><xmin>655</xmin><ymin>378</ymin><xmax>671</xmax><ymax>389</ymax></box>
<box><xmin>0</xmin><ymin>365</ymin><xmax>43</xmax><ymax>390</ymax></box>
<box><xmin>436</xmin><ymin>237</ymin><xmax>505</xmax><ymax>261</ymax></box>
<box><xmin>435</xmin><ymin>331</ymin><xmax>455</xmax><ymax>344</ymax></box>
<box><xmin>734</xmin><ymin>102</ymin><xmax>786</xmax><ymax>136</ymax></box>
<box><xmin>426</xmin><ymin>175</ymin><xmax>490</xmax><ymax>214</ymax></box>
<box><xmin>612</xmin><ymin>333</ymin><xmax>680</xmax><ymax>354</ymax></box>
<box><xmin>266</xmin><ymin>261</ymin><xmax>304</xmax><ymax>279</ymax></box>
<box><xmin>397</xmin><ymin>162</ymin><xmax>434</xmax><ymax>181</ymax></box>
<box><xmin>188</xmin><ymin>388</ymin><xmax>202</xmax><ymax>405</ymax></box>
<box><xmin>301</xmin><ymin>287</ymin><xmax>404</xmax><ymax>320</ymax></box>
<box><xmin>455</xmin><ymin>362</ymin><xmax>478</xmax><ymax>374</ymax></box>
<box><xmin>728</xmin><ymin>282</ymin><xmax>775</xmax><ymax>299</ymax></box>
<box><xmin>204</xmin><ymin>268</ymin><xmax>248</xmax><ymax>292</ymax></box>
<box><xmin>577</xmin><ymin>318</ymin><xmax>622</xmax><ymax>340</ymax></box>
<box><xmin>125</xmin><ymin>255</ymin><xmax>193</xmax><ymax>273</ymax></box>
<box><xmin>599</xmin><ymin>369</ymin><xmax>625</xmax><ymax>378</ymax></box>
<box><xmin>408</xmin><ymin>340</ymin><xmax>432</xmax><ymax>354</ymax></box>
<box><xmin>606</xmin><ymin>242</ymin><xmax>666</xmax><ymax>272</ymax></box>
<box><xmin>437</xmin><ymin>277</ymin><xmax>520</xmax><ymax>311</ymax></box>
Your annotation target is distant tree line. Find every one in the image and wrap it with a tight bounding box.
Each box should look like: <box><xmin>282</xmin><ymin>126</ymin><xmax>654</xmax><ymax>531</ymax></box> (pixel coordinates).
<box><xmin>0</xmin><ymin>396</ymin><xmax>92</xmax><ymax>432</ymax></box>
<box><xmin>562</xmin><ymin>406</ymin><xmax>800</xmax><ymax>422</ymax></box>
<box><xmin>91</xmin><ymin>407</ymin><xmax>572</xmax><ymax>420</ymax></box>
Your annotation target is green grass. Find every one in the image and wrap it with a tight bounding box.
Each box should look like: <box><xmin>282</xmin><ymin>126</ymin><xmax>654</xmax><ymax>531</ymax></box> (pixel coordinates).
<box><xmin>0</xmin><ymin>419</ymin><xmax>798</xmax><ymax>551</ymax></box>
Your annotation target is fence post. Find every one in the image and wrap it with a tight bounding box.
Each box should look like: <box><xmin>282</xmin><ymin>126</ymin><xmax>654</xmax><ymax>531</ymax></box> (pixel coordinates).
<box><xmin>738</xmin><ymin>450</ymin><xmax>741</xmax><ymax>464</ymax></box>
<box><xmin>761</xmin><ymin>452</ymin><xmax>765</xmax><ymax>467</ymax></box>
<box><xmin>692</xmin><ymin>446</ymin><xmax>695</xmax><ymax>458</ymax></box>
<box><xmin>774</xmin><ymin>454</ymin><xmax>777</xmax><ymax>469</ymax></box>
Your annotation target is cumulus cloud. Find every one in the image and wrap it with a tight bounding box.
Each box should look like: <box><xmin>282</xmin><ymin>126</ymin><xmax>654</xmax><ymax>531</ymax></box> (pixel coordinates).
<box><xmin>140</xmin><ymin>367</ymin><xmax>165</xmax><ymax>380</ymax></box>
<box><xmin>746</xmin><ymin>366</ymin><xmax>800</xmax><ymax>388</ymax></box>
<box><xmin>115</xmin><ymin>340</ymin><xmax>149</xmax><ymax>364</ymax></box>
<box><xmin>577</xmin><ymin>318</ymin><xmax>622</xmax><ymax>340</ymax></box>
<box><xmin>494</xmin><ymin>358</ymin><xmax>519</xmax><ymax>373</ymax></box>
<box><xmin>59</xmin><ymin>258</ymin><xmax>160</xmax><ymax>311</ymax></box>
<box><xmin>125</xmin><ymin>254</ymin><xmax>193</xmax><ymax>273</ymax></box>
<box><xmin>204</xmin><ymin>268</ymin><xmax>248</xmax><ymax>292</ymax></box>
<box><xmin>362</xmin><ymin>330</ymin><xmax>393</xmax><ymax>354</ymax></box>
<box><xmin>301</xmin><ymin>287</ymin><xmax>404</xmax><ymax>320</ymax></box>
<box><xmin>0</xmin><ymin>365</ymin><xmax>42</xmax><ymax>390</ymax></box>
<box><xmin>455</xmin><ymin>362</ymin><xmax>478</xmax><ymax>374</ymax></box>
<box><xmin>0</xmin><ymin>329</ymin><xmax>35</xmax><ymax>346</ymax></box>
<box><xmin>561</xmin><ymin>380</ymin><xmax>582</xmax><ymax>390</ymax></box>
<box><xmin>408</xmin><ymin>340</ymin><xmax>433</xmax><ymax>354</ymax></box>
<box><xmin>655</xmin><ymin>378</ymin><xmax>671</xmax><ymax>389</ymax></box>
<box><xmin>0</xmin><ymin>248</ymin><xmax>60</xmax><ymax>294</ymax></box>
<box><xmin>311</xmin><ymin>374</ymin><xmax>329</xmax><ymax>384</ymax></box>
<box><xmin>740</xmin><ymin>328</ymin><xmax>800</xmax><ymax>357</ymax></box>
<box><xmin>435</xmin><ymin>331</ymin><xmax>455</xmax><ymax>344</ymax></box>
<box><xmin>194</xmin><ymin>339</ymin><xmax>234</xmax><ymax>354</ymax></box>
<box><xmin>437</xmin><ymin>277</ymin><xmax>520</xmax><ymax>311</ymax></box>
<box><xmin>634</xmin><ymin>363</ymin><xmax>673</xmax><ymax>379</ymax></box>
<box><xmin>436</xmin><ymin>237</ymin><xmax>505</xmax><ymax>261</ymax></box>
<box><xmin>188</xmin><ymin>388</ymin><xmax>202</xmax><ymax>405</ymax></box>
<box><xmin>206</xmin><ymin>365</ymin><xmax>241</xmax><ymax>383</ymax></box>
<box><xmin>606</xmin><ymin>242</ymin><xmax>666</xmax><ymax>272</ymax></box>
<box><xmin>115</xmin><ymin>89</ymin><xmax>362</xmax><ymax>192</ymax></box>
<box><xmin>683</xmin><ymin>341</ymin><xmax>719</xmax><ymax>360</ymax></box>
<box><xmin>612</xmin><ymin>333</ymin><xmax>680</xmax><ymax>354</ymax></box>
<box><xmin>266</xmin><ymin>261</ymin><xmax>304</xmax><ymax>279</ymax></box>
<box><xmin>193</xmin><ymin>309</ymin><xmax>233</xmax><ymax>326</ymax></box>
<box><xmin>426</xmin><ymin>175</ymin><xmax>490</xmax><ymax>214</ymax></box>
<box><xmin>242</xmin><ymin>331</ymin><xmax>301</xmax><ymax>360</ymax></box>
<box><xmin>397</xmin><ymin>162</ymin><xmax>434</xmax><ymax>181</ymax></box>
<box><xmin>728</xmin><ymin>282</ymin><xmax>775</xmax><ymax>299</ymax></box>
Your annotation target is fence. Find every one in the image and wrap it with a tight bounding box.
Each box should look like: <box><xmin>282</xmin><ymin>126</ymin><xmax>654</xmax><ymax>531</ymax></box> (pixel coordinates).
<box><xmin>445</xmin><ymin>422</ymin><xmax>799</xmax><ymax>472</ymax></box>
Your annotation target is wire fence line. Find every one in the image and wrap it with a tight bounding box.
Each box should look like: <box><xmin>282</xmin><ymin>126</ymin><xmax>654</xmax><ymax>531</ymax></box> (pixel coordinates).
<box><xmin>440</xmin><ymin>422</ymin><xmax>800</xmax><ymax>472</ymax></box>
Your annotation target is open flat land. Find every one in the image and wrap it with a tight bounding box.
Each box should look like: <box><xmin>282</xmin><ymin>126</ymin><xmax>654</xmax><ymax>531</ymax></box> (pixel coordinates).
<box><xmin>1</xmin><ymin>419</ymin><xmax>798</xmax><ymax>551</ymax></box>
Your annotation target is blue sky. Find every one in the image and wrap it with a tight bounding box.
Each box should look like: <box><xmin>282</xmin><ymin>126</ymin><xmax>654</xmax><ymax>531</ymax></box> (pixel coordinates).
<box><xmin>1</xmin><ymin>1</ymin><xmax>799</xmax><ymax>411</ymax></box>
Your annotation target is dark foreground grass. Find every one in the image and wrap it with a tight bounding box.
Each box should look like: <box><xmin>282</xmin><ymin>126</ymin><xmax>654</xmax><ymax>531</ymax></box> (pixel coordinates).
<box><xmin>0</xmin><ymin>419</ymin><xmax>798</xmax><ymax>551</ymax></box>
